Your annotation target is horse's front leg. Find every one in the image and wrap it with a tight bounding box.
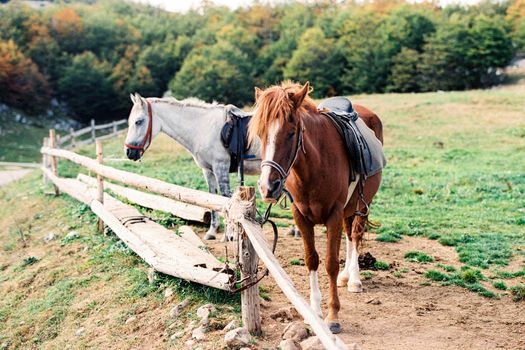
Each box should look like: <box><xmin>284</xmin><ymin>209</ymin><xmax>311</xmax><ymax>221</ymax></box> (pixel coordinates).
<box><xmin>292</xmin><ymin>206</ymin><xmax>322</xmax><ymax>318</ymax></box>
<box><xmin>324</xmin><ymin>209</ymin><xmax>344</xmax><ymax>334</ymax></box>
<box><xmin>203</xmin><ymin>169</ymin><xmax>220</xmax><ymax>240</ymax></box>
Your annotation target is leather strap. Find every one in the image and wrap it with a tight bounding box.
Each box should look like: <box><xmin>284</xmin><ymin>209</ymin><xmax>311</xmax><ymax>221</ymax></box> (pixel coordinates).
<box><xmin>261</xmin><ymin>121</ymin><xmax>305</xmax><ymax>184</ymax></box>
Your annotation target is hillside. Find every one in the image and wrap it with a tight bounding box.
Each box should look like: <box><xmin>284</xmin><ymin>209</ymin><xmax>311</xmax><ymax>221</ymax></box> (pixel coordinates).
<box><xmin>1</xmin><ymin>73</ymin><xmax>524</xmax><ymax>349</ymax></box>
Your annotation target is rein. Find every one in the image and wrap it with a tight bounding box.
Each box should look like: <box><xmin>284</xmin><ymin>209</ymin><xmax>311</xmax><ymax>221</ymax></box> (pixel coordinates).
<box><xmin>125</xmin><ymin>100</ymin><xmax>153</xmax><ymax>155</ymax></box>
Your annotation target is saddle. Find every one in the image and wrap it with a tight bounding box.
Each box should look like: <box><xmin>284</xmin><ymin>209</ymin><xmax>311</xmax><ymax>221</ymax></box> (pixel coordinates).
<box><xmin>221</xmin><ymin>105</ymin><xmax>253</xmax><ymax>173</ymax></box>
<box><xmin>318</xmin><ymin>97</ymin><xmax>386</xmax><ymax>181</ymax></box>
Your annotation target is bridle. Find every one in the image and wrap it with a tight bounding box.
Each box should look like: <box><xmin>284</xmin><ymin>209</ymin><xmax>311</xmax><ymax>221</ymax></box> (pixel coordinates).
<box><xmin>260</xmin><ymin>120</ymin><xmax>305</xmax><ymax>188</ymax></box>
<box><xmin>125</xmin><ymin>100</ymin><xmax>153</xmax><ymax>155</ymax></box>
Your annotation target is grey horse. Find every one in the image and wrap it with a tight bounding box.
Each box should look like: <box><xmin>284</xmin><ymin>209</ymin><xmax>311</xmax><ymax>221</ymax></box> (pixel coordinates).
<box><xmin>124</xmin><ymin>93</ymin><xmax>261</xmax><ymax>241</ymax></box>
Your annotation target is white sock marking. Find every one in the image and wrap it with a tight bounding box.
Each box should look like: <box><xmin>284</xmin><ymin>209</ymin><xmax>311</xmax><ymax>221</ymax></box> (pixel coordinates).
<box><xmin>348</xmin><ymin>243</ymin><xmax>362</xmax><ymax>289</ymax></box>
<box><xmin>337</xmin><ymin>236</ymin><xmax>351</xmax><ymax>285</ymax></box>
<box><xmin>309</xmin><ymin>270</ymin><xmax>323</xmax><ymax>317</ymax></box>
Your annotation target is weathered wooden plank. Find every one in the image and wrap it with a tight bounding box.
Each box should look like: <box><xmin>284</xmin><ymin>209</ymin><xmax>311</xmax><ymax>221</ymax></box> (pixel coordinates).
<box><xmin>41</xmin><ymin>147</ymin><xmax>229</xmax><ymax>211</ymax></box>
<box><xmin>42</xmin><ymin>170</ymin><xmax>230</xmax><ymax>290</ymax></box>
<box><xmin>240</xmin><ymin>218</ymin><xmax>348</xmax><ymax>350</ymax></box>
<box><xmin>91</xmin><ymin>200</ymin><xmax>230</xmax><ymax>290</ymax></box>
<box><xmin>178</xmin><ymin>225</ymin><xmax>206</xmax><ymax>248</ymax></box>
<box><xmin>77</xmin><ymin>174</ymin><xmax>211</xmax><ymax>224</ymax></box>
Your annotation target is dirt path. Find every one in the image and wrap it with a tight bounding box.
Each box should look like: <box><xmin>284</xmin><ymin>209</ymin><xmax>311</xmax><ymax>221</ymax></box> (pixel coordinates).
<box><xmin>0</xmin><ymin>169</ymin><xmax>32</xmax><ymax>186</ymax></box>
<box><xmin>207</xmin><ymin>229</ymin><xmax>525</xmax><ymax>350</ymax></box>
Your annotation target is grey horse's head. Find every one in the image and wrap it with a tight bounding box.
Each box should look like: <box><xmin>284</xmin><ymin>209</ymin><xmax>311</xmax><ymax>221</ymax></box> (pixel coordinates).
<box><xmin>124</xmin><ymin>93</ymin><xmax>160</xmax><ymax>161</ymax></box>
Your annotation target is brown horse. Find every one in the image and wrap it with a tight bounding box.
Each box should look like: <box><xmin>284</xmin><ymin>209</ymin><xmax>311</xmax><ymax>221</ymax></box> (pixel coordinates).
<box><xmin>249</xmin><ymin>81</ymin><xmax>383</xmax><ymax>334</ymax></box>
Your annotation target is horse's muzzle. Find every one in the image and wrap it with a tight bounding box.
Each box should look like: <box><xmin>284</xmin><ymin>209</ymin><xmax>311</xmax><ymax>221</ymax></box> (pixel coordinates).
<box><xmin>125</xmin><ymin>147</ymin><xmax>142</xmax><ymax>161</ymax></box>
<box><xmin>258</xmin><ymin>178</ymin><xmax>283</xmax><ymax>203</ymax></box>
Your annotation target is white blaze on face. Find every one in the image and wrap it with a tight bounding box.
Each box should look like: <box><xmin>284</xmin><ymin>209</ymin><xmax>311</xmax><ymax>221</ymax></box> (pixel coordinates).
<box><xmin>258</xmin><ymin>121</ymin><xmax>280</xmax><ymax>196</ymax></box>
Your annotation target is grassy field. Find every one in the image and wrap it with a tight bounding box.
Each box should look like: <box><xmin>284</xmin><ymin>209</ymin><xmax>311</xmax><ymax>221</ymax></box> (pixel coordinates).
<box><xmin>1</xmin><ymin>72</ymin><xmax>524</xmax><ymax>348</ymax></box>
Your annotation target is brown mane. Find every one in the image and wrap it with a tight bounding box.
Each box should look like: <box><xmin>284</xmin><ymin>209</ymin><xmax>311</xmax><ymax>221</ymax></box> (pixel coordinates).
<box><xmin>249</xmin><ymin>80</ymin><xmax>316</xmax><ymax>143</ymax></box>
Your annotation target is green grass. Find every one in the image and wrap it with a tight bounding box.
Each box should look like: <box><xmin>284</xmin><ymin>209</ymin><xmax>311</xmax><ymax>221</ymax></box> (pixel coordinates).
<box><xmin>405</xmin><ymin>251</ymin><xmax>434</xmax><ymax>263</ymax></box>
<box><xmin>492</xmin><ymin>281</ymin><xmax>507</xmax><ymax>290</ymax></box>
<box><xmin>375</xmin><ymin>232</ymin><xmax>402</xmax><ymax>243</ymax></box>
<box><xmin>436</xmin><ymin>263</ymin><xmax>456</xmax><ymax>272</ymax></box>
<box><xmin>374</xmin><ymin>260</ymin><xmax>390</xmax><ymax>270</ymax></box>
<box><xmin>510</xmin><ymin>284</ymin><xmax>525</xmax><ymax>301</ymax></box>
<box><xmin>361</xmin><ymin>271</ymin><xmax>374</xmax><ymax>280</ymax></box>
<box><xmin>425</xmin><ymin>267</ymin><xmax>496</xmax><ymax>298</ymax></box>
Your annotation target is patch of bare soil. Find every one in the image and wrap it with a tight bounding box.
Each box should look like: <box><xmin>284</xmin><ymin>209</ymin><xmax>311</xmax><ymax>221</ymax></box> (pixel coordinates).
<box><xmin>209</xmin><ymin>229</ymin><xmax>524</xmax><ymax>350</ymax></box>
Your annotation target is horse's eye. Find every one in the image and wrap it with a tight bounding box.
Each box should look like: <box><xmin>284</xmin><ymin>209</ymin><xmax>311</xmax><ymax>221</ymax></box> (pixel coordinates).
<box><xmin>135</xmin><ymin>119</ymin><xmax>144</xmax><ymax>126</ymax></box>
<box><xmin>287</xmin><ymin>131</ymin><xmax>295</xmax><ymax>139</ymax></box>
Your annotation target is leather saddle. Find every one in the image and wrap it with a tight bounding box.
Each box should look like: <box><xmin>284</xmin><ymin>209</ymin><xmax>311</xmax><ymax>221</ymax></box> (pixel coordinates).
<box><xmin>318</xmin><ymin>97</ymin><xmax>385</xmax><ymax>181</ymax></box>
<box><xmin>221</xmin><ymin>105</ymin><xmax>253</xmax><ymax>173</ymax></box>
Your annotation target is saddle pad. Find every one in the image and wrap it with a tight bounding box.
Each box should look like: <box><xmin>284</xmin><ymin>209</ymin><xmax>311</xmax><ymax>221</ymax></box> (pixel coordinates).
<box><xmin>221</xmin><ymin>105</ymin><xmax>253</xmax><ymax>173</ymax></box>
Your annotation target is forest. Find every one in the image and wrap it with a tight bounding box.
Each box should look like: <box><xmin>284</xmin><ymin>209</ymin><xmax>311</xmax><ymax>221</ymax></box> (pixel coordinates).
<box><xmin>0</xmin><ymin>0</ymin><xmax>524</xmax><ymax>122</ymax></box>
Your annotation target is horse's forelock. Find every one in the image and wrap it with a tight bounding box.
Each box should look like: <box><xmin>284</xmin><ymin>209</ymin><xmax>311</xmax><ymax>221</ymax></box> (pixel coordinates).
<box><xmin>249</xmin><ymin>81</ymin><xmax>315</xmax><ymax>144</ymax></box>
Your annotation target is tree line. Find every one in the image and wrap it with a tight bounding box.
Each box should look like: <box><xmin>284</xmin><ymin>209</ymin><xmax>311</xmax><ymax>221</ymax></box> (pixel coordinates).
<box><xmin>0</xmin><ymin>0</ymin><xmax>523</xmax><ymax>122</ymax></box>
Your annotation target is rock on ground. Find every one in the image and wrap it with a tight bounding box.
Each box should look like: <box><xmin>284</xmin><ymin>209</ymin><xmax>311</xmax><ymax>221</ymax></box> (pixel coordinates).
<box><xmin>65</xmin><ymin>231</ymin><xmax>79</xmax><ymax>240</ymax></box>
<box><xmin>280</xmin><ymin>339</ymin><xmax>302</xmax><ymax>350</ymax></box>
<box><xmin>270</xmin><ymin>306</ymin><xmax>300</xmax><ymax>321</ymax></box>
<box><xmin>282</xmin><ymin>321</ymin><xmax>309</xmax><ymax>342</ymax></box>
<box><xmin>224</xmin><ymin>327</ymin><xmax>251</xmax><ymax>349</ymax></box>
<box><xmin>170</xmin><ymin>298</ymin><xmax>190</xmax><ymax>319</ymax></box>
<box><xmin>192</xmin><ymin>326</ymin><xmax>206</xmax><ymax>341</ymax></box>
<box><xmin>43</xmin><ymin>232</ymin><xmax>57</xmax><ymax>242</ymax></box>
<box><xmin>300</xmin><ymin>336</ymin><xmax>323</xmax><ymax>350</ymax></box>
<box><xmin>223</xmin><ymin>319</ymin><xmax>239</xmax><ymax>332</ymax></box>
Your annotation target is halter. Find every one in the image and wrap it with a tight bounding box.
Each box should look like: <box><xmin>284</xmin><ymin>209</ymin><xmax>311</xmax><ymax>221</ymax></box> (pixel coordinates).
<box><xmin>261</xmin><ymin>120</ymin><xmax>305</xmax><ymax>186</ymax></box>
<box><xmin>125</xmin><ymin>100</ymin><xmax>153</xmax><ymax>155</ymax></box>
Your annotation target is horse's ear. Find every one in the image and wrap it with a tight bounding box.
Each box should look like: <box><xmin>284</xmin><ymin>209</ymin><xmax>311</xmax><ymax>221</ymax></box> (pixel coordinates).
<box><xmin>290</xmin><ymin>81</ymin><xmax>310</xmax><ymax>109</ymax></box>
<box><xmin>130</xmin><ymin>93</ymin><xmax>136</xmax><ymax>104</ymax></box>
<box><xmin>254</xmin><ymin>87</ymin><xmax>262</xmax><ymax>101</ymax></box>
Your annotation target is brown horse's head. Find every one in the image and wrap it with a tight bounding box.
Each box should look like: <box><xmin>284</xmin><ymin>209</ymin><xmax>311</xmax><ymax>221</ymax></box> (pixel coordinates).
<box><xmin>249</xmin><ymin>81</ymin><xmax>315</xmax><ymax>202</ymax></box>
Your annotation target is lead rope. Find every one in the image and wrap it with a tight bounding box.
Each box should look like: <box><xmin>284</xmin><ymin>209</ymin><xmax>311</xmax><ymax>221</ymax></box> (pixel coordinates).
<box><xmin>228</xmin><ymin>197</ymin><xmax>281</xmax><ymax>294</ymax></box>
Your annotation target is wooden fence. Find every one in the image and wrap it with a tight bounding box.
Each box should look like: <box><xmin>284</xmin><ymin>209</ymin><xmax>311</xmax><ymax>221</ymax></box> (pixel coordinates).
<box><xmin>56</xmin><ymin>118</ymin><xmax>127</xmax><ymax>149</ymax></box>
<box><xmin>40</xmin><ymin>129</ymin><xmax>348</xmax><ymax>350</ymax></box>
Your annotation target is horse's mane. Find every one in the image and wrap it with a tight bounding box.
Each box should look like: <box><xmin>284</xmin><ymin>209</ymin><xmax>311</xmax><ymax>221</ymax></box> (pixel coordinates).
<box><xmin>148</xmin><ymin>96</ymin><xmax>223</xmax><ymax>109</ymax></box>
<box><xmin>249</xmin><ymin>80</ymin><xmax>316</xmax><ymax>142</ymax></box>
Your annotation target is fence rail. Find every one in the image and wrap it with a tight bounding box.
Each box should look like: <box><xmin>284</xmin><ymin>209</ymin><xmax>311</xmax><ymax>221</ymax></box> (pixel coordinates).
<box><xmin>57</xmin><ymin>118</ymin><xmax>127</xmax><ymax>148</ymax></box>
<box><xmin>40</xmin><ymin>129</ymin><xmax>349</xmax><ymax>350</ymax></box>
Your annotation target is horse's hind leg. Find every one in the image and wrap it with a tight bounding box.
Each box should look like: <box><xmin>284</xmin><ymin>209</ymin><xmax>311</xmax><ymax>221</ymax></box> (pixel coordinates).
<box><xmin>292</xmin><ymin>206</ymin><xmax>322</xmax><ymax>318</ymax></box>
<box><xmin>337</xmin><ymin>216</ymin><xmax>354</xmax><ymax>287</ymax></box>
<box><xmin>203</xmin><ymin>169</ymin><xmax>220</xmax><ymax>240</ymax></box>
<box><xmin>348</xmin><ymin>215</ymin><xmax>367</xmax><ymax>292</ymax></box>
<box><xmin>324</xmin><ymin>209</ymin><xmax>344</xmax><ymax>334</ymax></box>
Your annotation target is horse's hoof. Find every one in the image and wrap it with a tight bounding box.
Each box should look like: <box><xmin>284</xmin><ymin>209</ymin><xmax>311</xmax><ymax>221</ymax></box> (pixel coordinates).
<box><xmin>348</xmin><ymin>282</ymin><xmax>363</xmax><ymax>293</ymax></box>
<box><xmin>294</xmin><ymin>230</ymin><xmax>301</xmax><ymax>239</ymax></box>
<box><xmin>326</xmin><ymin>321</ymin><xmax>342</xmax><ymax>334</ymax></box>
<box><xmin>337</xmin><ymin>276</ymin><xmax>349</xmax><ymax>287</ymax></box>
<box><xmin>204</xmin><ymin>233</ymin><xmax>216</xmax><ymax>240</ymax></box>
<box><xmin>287</xmin><ymin>227</ymin><xmax>296</xmax><ymax>236</ymax></box>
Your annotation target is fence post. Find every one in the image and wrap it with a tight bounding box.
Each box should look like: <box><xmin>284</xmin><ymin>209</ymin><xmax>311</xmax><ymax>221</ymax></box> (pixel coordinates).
<box><xmin>49</xmin><ymin>129</ymin><xmax>60</xmax><ymax>196</ymax></box>
<box><xmin>112</xmin><ymin>120</ymin><xmax>117</xmax><ymax>135</ymax></box>
<box><xmin>96</xmin><ymin>139</ymin><xmax>105</xmax><ymax>234</ymax></box>
<box><xmin>91</xmin><ymin>119</ymin><xmax>96</xmax><ymax>143</ymax></box>
<box><xmin>70</xmin><ymin>127</ymin><xmax>76</xmax><ymax>148</ymax></box>
<box><xmin>42</xmin><ymin>137</ymin><xmax>49</xmax><ymax>185</ymax></box>
<box><xmin>237</xmin><ymin>186</ymin><xmax>262</xmax><ymax>336</ymax></box>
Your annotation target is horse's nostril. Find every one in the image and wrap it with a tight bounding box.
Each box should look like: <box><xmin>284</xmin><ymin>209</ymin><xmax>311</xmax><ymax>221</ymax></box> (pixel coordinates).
<box><xmin>269</xmin><ymin>179</ymin><xmax>282</xmax><ymax>195</ymax></box>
